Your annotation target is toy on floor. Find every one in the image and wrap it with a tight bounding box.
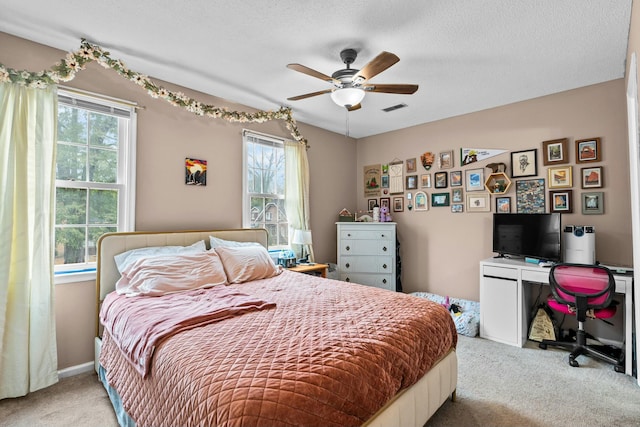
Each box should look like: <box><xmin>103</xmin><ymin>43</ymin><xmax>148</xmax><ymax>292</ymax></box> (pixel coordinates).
<box><xmin>412</xmin><ymin>292</ymin><xmax>480</xmax><ymax>337</ymax></box>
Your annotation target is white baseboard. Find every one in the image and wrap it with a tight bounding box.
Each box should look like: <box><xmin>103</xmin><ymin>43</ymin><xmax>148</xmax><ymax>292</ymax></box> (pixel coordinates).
<box><xmin>58</xmin><ymin>361</ymin><xmax>94</xmax><ymax>378</ymax></box>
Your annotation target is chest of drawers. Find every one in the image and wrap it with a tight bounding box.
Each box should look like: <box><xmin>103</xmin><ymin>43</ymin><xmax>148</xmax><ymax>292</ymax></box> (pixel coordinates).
<box><xmin>336</xmin><ymin>222</ymin><xmax>397</xmax><ymax>291</ymax></box>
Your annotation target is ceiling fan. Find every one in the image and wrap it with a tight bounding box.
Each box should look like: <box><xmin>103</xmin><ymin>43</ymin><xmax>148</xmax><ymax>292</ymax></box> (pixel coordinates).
<box><xmin>286</xmin><ymin>48</ymin><xmax>418</xmax><ymax>111</ymax></box>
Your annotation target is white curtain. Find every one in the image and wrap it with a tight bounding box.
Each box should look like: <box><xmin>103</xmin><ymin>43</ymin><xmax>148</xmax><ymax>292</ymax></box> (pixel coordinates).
<box><xmin>0</xmin><ymin>82</ymin><xmax>59</xmax><ymax>398</ymax></box>
<box><xmin>284</xmin><ymin>141</ymin><xmax>313</xmax><ymax>261</ymax></box>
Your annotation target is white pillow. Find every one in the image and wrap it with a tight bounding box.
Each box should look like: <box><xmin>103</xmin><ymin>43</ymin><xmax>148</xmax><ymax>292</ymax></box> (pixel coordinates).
<box><xmin>215</xmin><ymin>245</ymin><xmax>281</xmax><ymax>284</ymax></box>
<box><xmin>114</xmin><ymin>240</ymin><xmax>207</xmax><ymax>274</ymax></box>
<box><xmin>209</xmin><ymin>235</ymin><xmax>261</xmax><ymax>249</ymax></box>
<box><xmin>115</xmin><ymin>251</ymin><xmax>228</xmax><ymax>296</ymax></box>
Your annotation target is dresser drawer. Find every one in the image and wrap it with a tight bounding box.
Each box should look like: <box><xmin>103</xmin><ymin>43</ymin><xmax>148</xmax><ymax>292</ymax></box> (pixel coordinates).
<box><xmin>339</xmin><ymin>239</ymin><xmax>394</xmax><ymax>256</ymax></box>
<box><xmin>339</xmin><ymin>256</ymin><xmax>394</xmax><ymax>273</ymax></box>
<box><xmin>482</xmin><ymin>265</ymin><xmax>518</xmax><ymax>280</ymax></box>
<box><xmin>339</xmin><ymin>273</ymin><xmax>395</xmax><ymax>291</ymax></box>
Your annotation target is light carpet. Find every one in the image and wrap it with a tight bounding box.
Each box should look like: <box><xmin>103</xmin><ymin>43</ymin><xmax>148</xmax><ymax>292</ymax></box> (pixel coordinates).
<box><xmin>1</xmin><ymin>335</ymin><xmax>638</xmax><ymax>426</ymax></box>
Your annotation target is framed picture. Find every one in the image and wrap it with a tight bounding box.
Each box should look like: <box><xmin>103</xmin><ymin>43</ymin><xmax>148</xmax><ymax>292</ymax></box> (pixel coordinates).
<box><xmin>380</xmin><ymin>197</ymin><xmax>390</xmax><ymax>209</ymax></box>
<box><xmin>431</xmin><ymin>192</ymin><xmax>450</xmax><ymax>207</ymax></box>
<box><xmin>406</xmin><ymin>158</ymin><xmax>417</xmax><ymax>173</ymax></box>
<box><xmin>581</xmin><ymin>166</ymin><xmax>603</xmax><ymax>188</ymax></box>
<box><xmin>382</xmin><ymin>164</ymin><xmax>389</xmax><ymax>174</ymax></box>
<box><xmin>465</xmin><ymin>168</ymin><xmax>485</xmax><ymax>192</ymax></box>
<box><xmin>406</xmin><ymin>175</ymin><xmax>418</xmax><ymax>190</ymax></box>
<box><xmin>511</xmin><ymin>149</ymin><xmax>538</xmax><ymax>178</ymax></box>
<box><xmin>549</xmin><ymin>190</ymin><xmax>573</xmax><ymax>213</ymax></box>
<box><xmin>434</xmin><ymin>171</ymin><xmax>448</xmax><ymax>188</ymax></box>
<box><xmin>576</xmin><ymin>138</ymin><xmax>602</xmax><ymax>163</ymax></box>
<box><xmin>582</xmin><ymin>191</ymin><xmax>604</xmax><ymax>214</ymax></box>
<box><xmin>496</xmin><ymin>196</ymin><xmax>511</xmax><ymax>213</ymax></box>
<box><xmin>542</xmin><ymin>138</ymin><xmax>569</xmax><ymax>165</ymax></box>
<box><xmin>393</xmin><ymin>196</ymin><xmax>404</xmax><ymax>212</ymax></box>
<box><xmin>367</xmin><ymin>198</ymin><xmax>377</xmax><ymax>212</ymax></box>
<box><xmin>439</xmin><ymin>150</ymin><xmax>454</xmax><ymax>169</ymax></box>
<box><xmin>450</xmin><ymin>170</ymin><xmax>462</xmax><ymax>187</ymax></box>
<box><xmin>516</xmin><ymin>178</ymin><xmax>545</xmax><ymax>213</ymax></box>
<box><xmin>420</xmin><ymin>173</ymin><xmax>431</xmax><ymax>188</ymax></box>
<box><xmin>466</xmin><ymin>193</ymin><xmax>490</xmax><ymax>212</ymax></box>
<box><xmin>547</xmin><ymin>165</ymin><xmax>572</xmax><ymax>188</ymax></box>
<box><xmin>452</xmin><ymin>188</ymin><xmax>463</xmax><ymax>203</ymax></box>
<box><xmin>381</xmin><ymin>174</ymin><xmax>389</xmax><ymax>188</ymax></box>
<box><xmin>414</xmin><ymin>191</ymin><xmax>428</xmax><ymax>211</ymax></box>
<box><xmin>451</xmin><ymin>203</ymin><xmax>464</xmax><ymax>213</ymax></box>
<box><xmin>185</xmin><ymin>157</ymin><xmax>207</xmax><ymax>185</ymax></box>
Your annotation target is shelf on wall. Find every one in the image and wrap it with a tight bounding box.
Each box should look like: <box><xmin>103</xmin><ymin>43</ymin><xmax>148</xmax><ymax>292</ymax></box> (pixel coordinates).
<box><xmin>484</xmin><ymin>172</ymin><xmax>512</xmax><ymax>195</ymax></box>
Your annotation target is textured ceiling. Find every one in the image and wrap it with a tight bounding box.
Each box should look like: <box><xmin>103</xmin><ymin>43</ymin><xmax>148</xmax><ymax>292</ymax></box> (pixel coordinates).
<box><xmin>0</xmin><ymin>1</ymin><xmax>633</xmax><ymax>139</ymax></box>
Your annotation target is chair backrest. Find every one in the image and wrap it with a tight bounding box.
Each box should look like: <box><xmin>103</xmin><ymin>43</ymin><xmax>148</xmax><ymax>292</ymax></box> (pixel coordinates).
<box><xmin>548</xmin><ymin>263</ymin><xmax>615</xmax><ymax>316</ymax></box>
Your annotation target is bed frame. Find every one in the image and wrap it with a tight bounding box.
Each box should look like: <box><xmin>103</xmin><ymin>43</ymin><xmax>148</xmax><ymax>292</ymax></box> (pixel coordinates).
<box><xmin>95</xmin><ymin>229</ymin><xmax>457</xmax><ymax>427</ymax></box>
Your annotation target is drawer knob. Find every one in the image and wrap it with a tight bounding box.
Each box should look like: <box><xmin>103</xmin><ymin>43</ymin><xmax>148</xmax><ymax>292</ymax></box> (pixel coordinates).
<box><xmin>346</xmin><ymin>245</ymin><xmax>350</xmax><ymax>251</ymax></box>
<box><xmin>347</xmin><ymin>233</ymin><xmax>351</xmax><ymax>237</ymax></box>
<box><xmin>382</xmin><ymin>264</ymin><xmax>387</xmax><ymax>269</ymax></box>
<box><xmin>382</xmin><ymin>279</ymin><xmax>387</xmax><ymax>284</ymax></box>
<box><xmin>382</xmin><ymin>246</ymin><xmax>387</xmax><ymax>252</ymax></box>
<box><xmin>381</xmin><ymin>234</ymin><xmax>385</xmax><ymax>237</ymax></box>
<box><xmin>345</xmin><ymin>263</ymin><xmax>350</xmax><ymax>269</ymax></box>
<box><xmin>345</xmin><ymin>277</ymin><xmax>351</xmax><ymax>282</ymax></box>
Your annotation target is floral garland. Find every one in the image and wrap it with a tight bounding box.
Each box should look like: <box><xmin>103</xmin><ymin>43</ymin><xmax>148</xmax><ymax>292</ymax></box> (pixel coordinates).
<box><xmin>0</xmin><ymin>39</ymin><xmax>307</xmax><ymax>145</ymax></box>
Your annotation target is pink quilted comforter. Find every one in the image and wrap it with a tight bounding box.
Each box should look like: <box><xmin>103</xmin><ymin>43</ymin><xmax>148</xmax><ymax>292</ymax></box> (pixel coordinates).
<box><xmin>100</xmin><ymin>270</ymin><xmax>457</xmax><ymax>427</ymax></box>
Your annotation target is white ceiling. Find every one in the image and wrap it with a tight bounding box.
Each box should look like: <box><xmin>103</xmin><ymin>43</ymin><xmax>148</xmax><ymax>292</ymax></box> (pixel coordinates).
<box><xmin>0</xmin><ymin>1</ymin><xmax>633</xmax><ymax>139</ymax></box>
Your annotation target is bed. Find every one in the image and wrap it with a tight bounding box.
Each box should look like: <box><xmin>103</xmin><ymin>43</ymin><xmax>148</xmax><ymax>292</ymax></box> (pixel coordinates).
<box><xmin>95</xmin><ymin>228</ymin><xmax>458</xmax><ymax>427</ymax></box>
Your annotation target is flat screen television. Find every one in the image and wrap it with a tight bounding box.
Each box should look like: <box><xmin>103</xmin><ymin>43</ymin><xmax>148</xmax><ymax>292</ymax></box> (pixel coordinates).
<box><xmin>492</xmin><ymin>213</ymin><xmax>561</xmax><ymax>262</ymax></box>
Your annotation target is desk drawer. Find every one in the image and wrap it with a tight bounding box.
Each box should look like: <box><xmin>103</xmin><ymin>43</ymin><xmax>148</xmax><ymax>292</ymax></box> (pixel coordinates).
<box><xmin>521</xmin><ymin>269</ymin><xmax>550</xmax><ymax>283</ymax></box>
<box><xmin>482</xmin><ymin>265</ymin><xmax>518</xmax><ymax>280</ymax></box>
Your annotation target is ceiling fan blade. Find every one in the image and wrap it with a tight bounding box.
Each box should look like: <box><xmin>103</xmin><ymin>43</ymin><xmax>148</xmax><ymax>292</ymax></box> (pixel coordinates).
<box><xmin>353</xmin><ymin>52</ymin><xmax>400</xmax><ymax>82</ymax></box>
<box><xmin>287</xmin><ymin>63</ymin><xmax>338</xmax><ymax>84</ymax></box>
<box><xmin>347</xmin><ymin>103</ymin><xmax>362</xmax><ymax>112</ymax></box>
<box><xmin>363</xmin><ymin>84</ymin><xmax>419</xmax><ymax>94</ymax></box>
<box><xmin>287</xmin><ymin>89</ymin><xmax>332</xmax><ymax>101</ymax></box>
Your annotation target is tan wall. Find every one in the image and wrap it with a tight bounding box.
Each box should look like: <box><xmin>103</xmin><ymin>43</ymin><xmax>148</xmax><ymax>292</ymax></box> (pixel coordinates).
<box><xmin>356</xmin><ymin>79</ymin><xmax>631</xmax><ymax>301</ymax></box>
<box><xmin>1</xmin><ymin>32</ymin><xmax>357</xmax><ymax>369</ymax></box>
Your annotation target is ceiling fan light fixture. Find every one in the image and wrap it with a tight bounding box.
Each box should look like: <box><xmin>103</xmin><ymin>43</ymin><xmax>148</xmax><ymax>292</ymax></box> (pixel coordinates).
<box><xmin>330</xmin><ymin>87</ymin><xmax>365</xmax><ymax>108</ymax></box>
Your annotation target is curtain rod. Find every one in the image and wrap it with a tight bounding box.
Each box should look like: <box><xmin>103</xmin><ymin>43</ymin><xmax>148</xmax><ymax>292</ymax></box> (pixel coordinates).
<box><xmin>59</xmin><ymin>85</ymin><xmax>145</xmax><ymax>110</ymax></box>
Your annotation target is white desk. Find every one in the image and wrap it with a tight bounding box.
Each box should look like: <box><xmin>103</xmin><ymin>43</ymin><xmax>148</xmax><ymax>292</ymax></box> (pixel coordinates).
<box><xmin>480</xmin><ymin>257</ymin><xmax>634</xmax><ymax>375</ymax></box>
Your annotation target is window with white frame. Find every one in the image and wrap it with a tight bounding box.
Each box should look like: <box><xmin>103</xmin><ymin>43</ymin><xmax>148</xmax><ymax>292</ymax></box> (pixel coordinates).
<box><xmin>54</xmin><ymin>90</ymin><xmax>136</xmax><ymax>278</ymax></box>
<box><xmin>242</xmin><ymin>130</ymin><xmax>288</xmax><ymax>248</ymax></box>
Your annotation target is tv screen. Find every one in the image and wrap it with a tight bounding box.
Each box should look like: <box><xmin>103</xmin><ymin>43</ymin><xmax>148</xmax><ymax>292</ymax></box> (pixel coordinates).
<box><xmin>492</xmin><ymin>213</ymin><xmax>561</xmax><ymax>261</ymax></box>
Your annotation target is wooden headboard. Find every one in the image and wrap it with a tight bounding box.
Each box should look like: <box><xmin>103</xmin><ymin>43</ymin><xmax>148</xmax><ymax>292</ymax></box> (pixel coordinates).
<box><xmin>95</xmin><ymin>229</ymin><xmax>269</xmax><ymax>334</ymax></box>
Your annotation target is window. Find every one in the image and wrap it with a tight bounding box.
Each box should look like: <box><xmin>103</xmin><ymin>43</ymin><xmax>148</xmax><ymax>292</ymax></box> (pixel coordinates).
<box><xmin>242</xmin><ymin>130</ymin><xmax>288</xmax><ymax>248</ymax></box>
<box><xmin>54</xmin><ymin>90</ymin><xmax>136</xmax><ymax>280</ymax></box>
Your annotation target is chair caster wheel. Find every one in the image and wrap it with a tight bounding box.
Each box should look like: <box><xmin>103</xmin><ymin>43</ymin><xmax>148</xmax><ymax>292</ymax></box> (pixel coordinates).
<box><xmin>614</xmin><ymin>365</ymin><xmax>625</xmax><ymax>373</ymax></box>
<box><xmin>569</xmin><ymin>358</ymin><xmax>579</xmax><ymax>367</ymax></box>
<box><xmin>539</xmin><ymin>343</ymin><xmax>547</xmax><ymax>350</ymax></box>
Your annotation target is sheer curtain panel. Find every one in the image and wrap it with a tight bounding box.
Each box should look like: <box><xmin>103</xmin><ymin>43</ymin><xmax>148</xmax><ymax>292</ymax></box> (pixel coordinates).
<box><xmin>0</xmin><ymin>82</ymin><xmax>59</xmax><ymax>398</ymax></box>
<box><xmin>284</xmin><ymin>141</ymin><xmax>313</xmax><ymax>261</ymax></box>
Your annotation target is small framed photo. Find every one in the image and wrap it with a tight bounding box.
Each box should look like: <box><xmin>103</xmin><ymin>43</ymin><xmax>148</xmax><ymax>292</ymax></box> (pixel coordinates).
<box><xmin>431</xmin><ymin>192</ymin><xmax>450</xmax><ymax>207</ymax></box>
<box><xmin>549</xmin><ymin>190</ymin><xmax>573</xmax><ymax>213</ymax></box>
<box><xmin>406</xmin><ymin>158</ymin><xmax>417</xmax><ymax>173</ymax></box>
<box><xmin>452</xmin><ymin>188</ymin><xmax>463</xmax><ymax>203</ymax></box>
<box><xmin>548</xmin><ymin>166</ymin><xmax>572</xmax><ymax>188</ymax></box>
<box><xmin>393</xmin><ymin>196</ymin><xmax>404</xmax><ymax>212</ymax></box>
<box><xmin>367</xmin><ymin>199</ymin><xmax>377</xmax><ymax>212</ymax></box>
<box><xmin>439</xmin><ymin>150</ymin><xmax>454</xmax><ymax>169</ymax></box>
<box><xmin>420</xmin><ymin>173</ymin><xmax>431</xmax><ymax>188</ymax></box>
<box><xmin>576</xmin><ymin>138</ymin><xmax>602</xmax><ymax>163</ymax></box>
<box><xmin>382</xmin><ymin>164</ymin><xmax>389</xmax><ymax>174</ymax></box>
<box><xmin>451</xmin><ymin>203</ymin><xmax>464</xmax><ymax>213</ymax></box>
<box><xmin>414</xmin><ymin>191</ymin><xmax>428</xmax><ymax>211</ymax></box>
<box><xmin>434</xmin><ymin>171</ymin><xmax>448</xmax><ymax>188</ymax></box>
<box><xmin>496</xmin><ymin>196</ymin><xmax>511</xmax><ymax>213</ymax></box>
<box><xmin>406</xmin><ymin>175</ymin><xmax>418</xmax><ymax>190</ymax></box>
<box><xmin>542</xmin><ymin>138</ymin><xmax>569</xmax><ymax>166</ymax></box>
<box><xmin>511</xmin><ymin>149</ymin><xmax>538</xmax><ymax>178</ymax></box>
<box><xmin>582</xmin><ymin>191</ymin><xmax>604</xmax><ymax>215</ymax></box>
<box><xmin>465</xmin><ymin>168</ymin><xmax>485</xmax><ymax>192</ymax></box>
<box><xmin>581</xmin><ymin>166</ymin><xmax>603</xmax><ymax>189</ymax></box>
<box><xmin>516</xmin><ymin>178</ymin><xmax>545</xmax><ymax>213</ymax></box>
<box><xmin>450</xmin><ymin>170</ymin><xmax>462</xmax><ymax>187</ymax></box>
<box><xmin>186</xmin><ymin>157</ymin><xmax>207</xmax><ymax>185</ymax></box>
<box><xmin>380</xmin><ymin>197</ymin><xmax>390</xmax><ymax>209</ymax></box>
<box><xmin>466</xmin><ymin>193</ymin><xmax>491</xmax><ymax>212</ymax></box>
<box><xmin>381</xmin><ymin>175</ymin><xmax>389</xmax><ymax>188</ymax></box>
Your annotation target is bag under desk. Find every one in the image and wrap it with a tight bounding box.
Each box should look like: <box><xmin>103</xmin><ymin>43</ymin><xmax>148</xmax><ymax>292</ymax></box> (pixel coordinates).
<box><xmin>480</xmin><ymin>257</ymin><xmax>633</xmax><ymax>376</ymax></box>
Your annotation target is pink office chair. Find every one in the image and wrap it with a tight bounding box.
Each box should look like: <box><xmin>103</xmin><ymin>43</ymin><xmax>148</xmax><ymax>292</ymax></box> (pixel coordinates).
<box><xmin>539</xmin><ymin>263</ymin><xmax>624</xmax><ymax>372</ymax></box>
